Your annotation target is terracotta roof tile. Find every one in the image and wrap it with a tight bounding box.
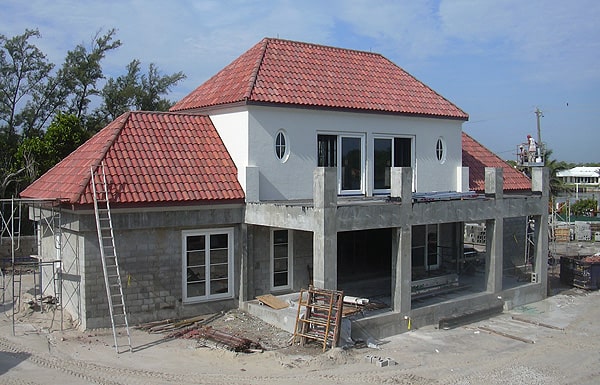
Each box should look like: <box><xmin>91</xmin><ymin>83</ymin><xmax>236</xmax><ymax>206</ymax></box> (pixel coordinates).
<box><xmin>462</xmin><ymin>132</ymin><xmax>531</xmax><ymax>193</ymax></box>
<box><xmin>20</xmin><ymin>112</ymin><xmax>244</xmax><ymax>205</ymax></box>
<box><xmin>171</xmin><ymin>38</ymin><xmax>468</xmax><ymax>120</ymax></box>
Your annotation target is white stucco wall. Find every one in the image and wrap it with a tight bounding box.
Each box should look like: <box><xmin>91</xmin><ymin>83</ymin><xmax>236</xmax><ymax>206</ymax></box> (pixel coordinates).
<box><xmin>208</xmin><ymin>109</ymin><xmax>249</xmax><ymax>192</ymax></box>
<box><xmin>210</xmin><ymin>105</ymin><xmax>464</xmax><ymax>201</ymax></box>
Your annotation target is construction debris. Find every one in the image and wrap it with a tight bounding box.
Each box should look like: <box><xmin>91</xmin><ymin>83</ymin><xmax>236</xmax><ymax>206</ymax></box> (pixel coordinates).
<box><xmin>256</xmin><ymin>294</ymin><xmax>289</xmax><ymax>309</ymax></box>
<box><xmin>166</xmin><ymin>325</ymin><xmax>263</xmax><ymax>353</ymax></box>
<box><xmin>136</xmin><ymin>312</ymin><xmax>265</xmax><ymax>353</ymax></box>
<box><xmin>136</xmin><ymin>315</ymin><xmax>206</xmax><ymax>333</ymax></box>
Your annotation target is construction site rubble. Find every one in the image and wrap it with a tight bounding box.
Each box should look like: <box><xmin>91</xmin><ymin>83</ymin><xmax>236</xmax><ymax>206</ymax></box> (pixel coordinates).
<box><xmin>136</xmin><ymin>310</ymin><xmax>281</xmax><ymax>353</ymax></box>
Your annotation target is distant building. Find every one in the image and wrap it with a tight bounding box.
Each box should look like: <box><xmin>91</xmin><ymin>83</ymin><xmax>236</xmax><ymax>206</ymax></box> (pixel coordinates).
<box><xmin>556</xmin><ymin>167</ymin><xmax>600</xmax><ymax>191</ymax></box>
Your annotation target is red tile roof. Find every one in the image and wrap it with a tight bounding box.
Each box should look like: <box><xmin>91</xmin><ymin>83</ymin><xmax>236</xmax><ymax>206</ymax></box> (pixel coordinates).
<box><xmin>20</xmin><ymin>112</ymin><xmax>244</xmax><ymax>206</ymax></box>
<box><xmin>171</xmin><ymin>38</ymin><xmax>468</xmax><ymax>120</ymax></box>
<box><xmin>462</xmin><ymin>132</ymin><xmax>531</xmax><ymax>192</ymax></box>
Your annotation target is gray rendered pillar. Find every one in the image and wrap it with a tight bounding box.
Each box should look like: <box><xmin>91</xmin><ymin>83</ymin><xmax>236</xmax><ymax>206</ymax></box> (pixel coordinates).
<box><xmin>312</xmin><ymin>167</ymin><xmax>337</xmax><ymax>290</ymax></box>
<box><xmin>484</xmin><ymin>168</ymin><xmax>504</xmax><ymax>293</ymax></box>
<box><xmin>531</xmin><ymin>167</ymin><xmax>549</xmax><ymax>293</ymax></box>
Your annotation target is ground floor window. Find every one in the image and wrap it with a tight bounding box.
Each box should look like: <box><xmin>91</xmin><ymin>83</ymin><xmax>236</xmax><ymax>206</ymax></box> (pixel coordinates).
<box><xmin>271</xmin><ymin>229</ymin><xmax>292</xmax><ymax>290</ymax></box>
<box><xmin>182</xmin><ymin>228</ymin><xmax>234</xmax><ymax>302</ymax></box>
<box><xmin>411</xmin><ymin>224</ymin><xmax>440</xmax><ymax>274</ymax></box>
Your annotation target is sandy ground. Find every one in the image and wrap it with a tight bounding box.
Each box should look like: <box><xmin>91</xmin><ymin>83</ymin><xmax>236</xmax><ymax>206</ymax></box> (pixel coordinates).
<box><xmin>1</xmin><ymin>269</ymin><xmax>600</xmax><ymax>384</ymax></box>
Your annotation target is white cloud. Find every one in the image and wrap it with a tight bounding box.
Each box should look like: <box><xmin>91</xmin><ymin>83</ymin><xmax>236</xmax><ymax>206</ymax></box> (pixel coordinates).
<box><xmin>438</xmin><ymin>0</ymin><xmax>600</xmax><ymax>83</ymax></box>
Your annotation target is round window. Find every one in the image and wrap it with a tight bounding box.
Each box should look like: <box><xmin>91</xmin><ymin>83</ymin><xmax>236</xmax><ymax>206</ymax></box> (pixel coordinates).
<box><xmin>436</xmin><ymin>137</ymin><xmax>446</xmax><ymax>164</ymax></box>
<box><xmin>275</xmin><ymin>130</ymin><xmax>289</xmax><ymax>162</ymax></box>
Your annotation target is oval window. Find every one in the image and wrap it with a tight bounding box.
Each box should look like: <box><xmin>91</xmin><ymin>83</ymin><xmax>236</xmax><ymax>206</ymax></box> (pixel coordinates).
<box><xmin>275</xmin><ymin>130</ymin><xmax>289</xmax><ymax>162</ymax></box>
<box><xmin>436</xmin><ymin>137</ymin><xmax>446</xmax><ymax>164</ymax></box>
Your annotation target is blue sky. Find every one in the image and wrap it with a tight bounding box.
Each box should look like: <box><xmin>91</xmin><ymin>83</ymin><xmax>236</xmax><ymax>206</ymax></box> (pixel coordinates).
<box><xmin>2</xmin><ymin>0</ymin><xmax>599</xmax><ymax>163</ymax></box>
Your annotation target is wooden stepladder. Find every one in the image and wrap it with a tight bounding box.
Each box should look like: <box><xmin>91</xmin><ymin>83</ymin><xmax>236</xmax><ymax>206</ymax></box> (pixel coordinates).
<box><xmin>293</xmin><ymin>285</ymin><xmax>344</xmax><ymax>351</ymax></box>
<box><xmin>91</xmin><ymin>162</ymin><xmax>132</xmax><ymax>353</ymax></box>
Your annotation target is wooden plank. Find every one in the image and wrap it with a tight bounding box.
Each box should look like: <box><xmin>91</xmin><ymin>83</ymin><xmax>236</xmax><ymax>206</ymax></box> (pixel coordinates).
<box><xmin>256</xmin><ymin>294</ymin><xmax>289</xmax><ymax>310</ymax></box>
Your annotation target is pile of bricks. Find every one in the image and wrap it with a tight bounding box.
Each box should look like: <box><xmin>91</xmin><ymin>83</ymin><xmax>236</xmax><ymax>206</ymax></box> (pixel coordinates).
<box><xmin>365</xmin><ymin>355</ymin><xmax>397</xmax><ymax>368</ymax></box>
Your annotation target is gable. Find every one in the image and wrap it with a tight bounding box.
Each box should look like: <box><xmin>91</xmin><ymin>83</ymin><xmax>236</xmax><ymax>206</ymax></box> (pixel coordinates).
<box><xmin>171</xmin><ymin>38</ymin><xmax>468</xmax><ymax>120</ymax></box>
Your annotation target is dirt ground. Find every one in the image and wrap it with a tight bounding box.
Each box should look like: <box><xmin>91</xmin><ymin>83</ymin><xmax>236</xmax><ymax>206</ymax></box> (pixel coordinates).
<box><xmin>1</xmin><ymin>268</ymin><xmax>600</xmax><ymax>384</ymax></box>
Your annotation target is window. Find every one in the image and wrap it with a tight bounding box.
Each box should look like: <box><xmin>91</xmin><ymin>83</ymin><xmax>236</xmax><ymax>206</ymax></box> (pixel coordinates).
<box><xmin>436</xmin><ymin>137</ymin><xmax>446</xmax><ymax>163</ymax></box>
<box><xmin>271</xmin><ymin>229</ymin><xmax>293</xmax><ymax>290</ymax></box>
<box><xmin>317</xmin><ymin>134</ymin><xmax>364</xmax><ymax>193</ymax></box>
<box><xmin>374</xmin><ymin>137</ymin><xmax>412</xmax><ymax>190</ymax></box>
<box><xmin>317</xmin><ymin>134</ymin><xmax>337</xmax><ymax>167</ymax></box>
<box><xmin>275</xmin><ymin>130</ymin><xmax>288</xmax><ymax>162</ymax></box>
<box><xmin>182</xmin><ymin>228</ymin><xmax>234</xmax><ymax>302</ymax></box>
<box><xmin>411</xmin><ymin>224</ymin><xmax>439</xmax><ymax>271</ymax></box>
<box><xmin>341</xmin><ymin>137</ymin><xmax>362</xmax><ymax>191</ymax></box>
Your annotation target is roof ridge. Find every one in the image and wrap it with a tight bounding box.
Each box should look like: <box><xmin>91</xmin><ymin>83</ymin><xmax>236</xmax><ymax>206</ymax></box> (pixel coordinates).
<box><xmin>244</xmin><ymin>38</ymin><xmax>270</xmax><ymax>101</ymax></box>
<box><xmin>264</xmin><ymin>37</ymin><xmax>385</xmax><ymax>58</ymax></box>
<box><xmin>71</xmin><ymin>111</ymin><xmax>131</xmax><ymax>203</ymax></box>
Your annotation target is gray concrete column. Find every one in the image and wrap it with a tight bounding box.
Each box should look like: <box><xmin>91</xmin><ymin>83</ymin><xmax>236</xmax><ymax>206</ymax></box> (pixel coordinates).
<box><xmin>391</xmin><ymin>226</ymin><xmax>411</xmax><ymax>313</ymax></box>
<box><xmin>485</xmin><ymin>167</ymin><xmax>503</xmax><ymax>199</ymax></box>
<box><xmin>238</xmin><ymin>223</ymin><xmax>249</xmax><ymax>303</ymax></box>
<box><xmin>531</xmin><ymin>167</ymin><xmax>549</xmax><ymax>294</ymax></box>
<box><xmin>485</xmin><ymin>218</ymin><xmax>503</xmax><ymax>292</ymax></box>
<box><xmin>390</xmin><ymin>167</ymin><xmax>413</xmax><ymax>200</ymax></box>
<box><xmin>245</xmin><ymin>166</ymin><xmax>260</xmax><ymax>202</ymax></box>
<box><xmin>312</xmin><ymin>168</ymin><xmax>337</xmax><ymax>290</ymax></box>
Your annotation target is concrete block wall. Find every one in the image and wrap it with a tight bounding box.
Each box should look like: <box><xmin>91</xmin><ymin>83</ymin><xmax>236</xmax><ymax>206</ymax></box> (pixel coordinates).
<box><xmin>40</xmin><ymin>205</ymin><xmax>244</xmax><ymax>330</ymax></box>
<box><xmin>292</xmin><ymin>230</ymin><xmax>313</xmax><ymax>290</ymax></box>
<box><xmin>248</xmin><ymin>225</ymin><xmax>271</xmax><ymax>298</ymax></box>
<box><xmin>0</xmin><ymin>235</ymin><xmax>38</xmax><ymax>260</ymax></box>
<box><xmin>247</xmin><ymin>226</ymin><xmax>313</xmax><ymax>298</ymax></box>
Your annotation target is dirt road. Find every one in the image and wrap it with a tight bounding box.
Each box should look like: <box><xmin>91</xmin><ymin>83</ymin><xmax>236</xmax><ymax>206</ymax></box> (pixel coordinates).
<box><xmin>1</xmin><ymin>282</ymin><xmax>599</xmax><ymax>384</ymax></box>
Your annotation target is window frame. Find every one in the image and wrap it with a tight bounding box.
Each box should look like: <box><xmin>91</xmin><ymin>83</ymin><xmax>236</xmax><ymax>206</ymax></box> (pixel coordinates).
<box><xmin>373</xmin><ymin>135</ymin><xmax>414</xmax><ymax>193</ymax></box>
<box><xmin>270</xmin><ymin>229</ymin><xmax>293</xmax><ymax>291</ymax></box>
<box><xmin>182</xmin><ymin>228</ymin><xmax>234</xmax><ymax>303</ymax></box>
<box><xmin>317</xmin><ymin>133</ymin><xmax>365</xmax><ymax>195</ymax></box>
<box><xmin>274</xmin><ymin>130</ymin><xmax>289</xmax><ymax>162</ymax></box>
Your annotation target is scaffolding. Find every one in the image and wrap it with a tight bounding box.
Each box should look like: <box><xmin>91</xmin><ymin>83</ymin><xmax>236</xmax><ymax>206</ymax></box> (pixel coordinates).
<box><xmin>1</xmin><ymin>198</ymin><xmax>64</xmax><ymax>335</ymax></box>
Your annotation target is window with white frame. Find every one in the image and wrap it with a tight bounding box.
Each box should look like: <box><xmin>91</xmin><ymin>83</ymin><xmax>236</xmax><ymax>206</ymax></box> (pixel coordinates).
<box><xmin>317</xmin><ymin>134</ymin><xmax>364</xmax><ymax>194</ymax></box>
<box><xmin>374</xmin><ymin>137</ymin><xmax>413</xmax><ymax>190</ymax></box>
<box><xmin>275</xmin><ymin>130</ymin><xmax>289</xmax><ymax>162</ymax></box>
<box><xmin>182</xmin><ymin>228</ymin><xmax>234</xmax><ymax>302</ymax></box>
<box><xmin>271</xmin><ymin>229</ymin><xmax>292</xmax><ymax>290</ymax></box>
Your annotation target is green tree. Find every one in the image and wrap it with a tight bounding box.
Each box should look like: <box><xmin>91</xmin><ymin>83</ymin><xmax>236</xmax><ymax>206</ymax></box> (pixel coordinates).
<box><xmin>0</xmin><ymin>29</ymin><xmax>60</xmax><ymax>140</ymax></box>
<box><xmin>564</xmin><ymin>198</ymin><xmax>598</xmax><ymax>217</ymax></box>
<box><xmin>93</xmin><ymin>59</ymin><xmax>186</xmax><ymax>128</ymax></box>
<box><xmin>59</xmin><ymin>29</ymin><xmax>121</xmax><ymax>123</ymax></box>
<box><xmin>17</xmin><ymin>113</ymin><xmax>88</xmax><ymax>177</ymax></box>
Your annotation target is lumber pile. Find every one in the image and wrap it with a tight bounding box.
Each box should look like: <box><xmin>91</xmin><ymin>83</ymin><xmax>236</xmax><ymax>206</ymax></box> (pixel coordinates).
<box><xmin>136</xmin><ymin>315</ymin><xmax>206</xmax><ymax>333</ymax></box>
<box><xmin>166</xmin><ymin>325</ymin><xmax>263</xmax><ymax>353</ymax></box>
<box><xmin>136</xmin><ymin>314</ymin><xmax>263</xmax><ymax>353</ymax></box>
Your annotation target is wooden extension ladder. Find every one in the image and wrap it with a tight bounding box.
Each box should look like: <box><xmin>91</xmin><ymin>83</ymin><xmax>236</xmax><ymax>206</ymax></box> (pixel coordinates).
<box><xmin>91</xmin><ymin>162</ymin><xmax>132</xmax><ymax>353</ymax></box>
<box><xmin>293</xmin><ymin>285</ymin><xmax>344</xmax><ymax>351</ymax></box>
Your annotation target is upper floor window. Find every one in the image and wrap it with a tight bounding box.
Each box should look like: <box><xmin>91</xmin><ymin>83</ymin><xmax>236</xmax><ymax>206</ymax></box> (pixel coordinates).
<box><xmin>436</xmin><ymin>137</ymin><xmax>446</xmax><ymax>164</ymax></box>
<box><xmin>275</xmin><ymin>130</ymin><xmax>288</xmax><ymax>162</ymax></box>
<box><xmin>374</xmin><ymin>137</ymin><xmax>413</xmax><ymax>190</ymax></box>
<box><xmin>317</xmin><ymin>134</ymin><xmax>364</xmax><ymax>194</ymax></box>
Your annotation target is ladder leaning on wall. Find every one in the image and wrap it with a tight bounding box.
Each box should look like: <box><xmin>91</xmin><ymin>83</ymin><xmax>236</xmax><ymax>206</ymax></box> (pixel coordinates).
<box><xmin>91</xmin><ymin>162</ymin><xmax>132</xmax><ymax>353</ymax></box>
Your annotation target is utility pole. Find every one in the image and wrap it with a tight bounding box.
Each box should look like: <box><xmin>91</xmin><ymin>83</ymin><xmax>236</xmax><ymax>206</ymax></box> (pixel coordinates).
<box><xmin>535</xmin><ymin>107</ymin><xmax>543</xmax><ymax>147</ymax></box>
